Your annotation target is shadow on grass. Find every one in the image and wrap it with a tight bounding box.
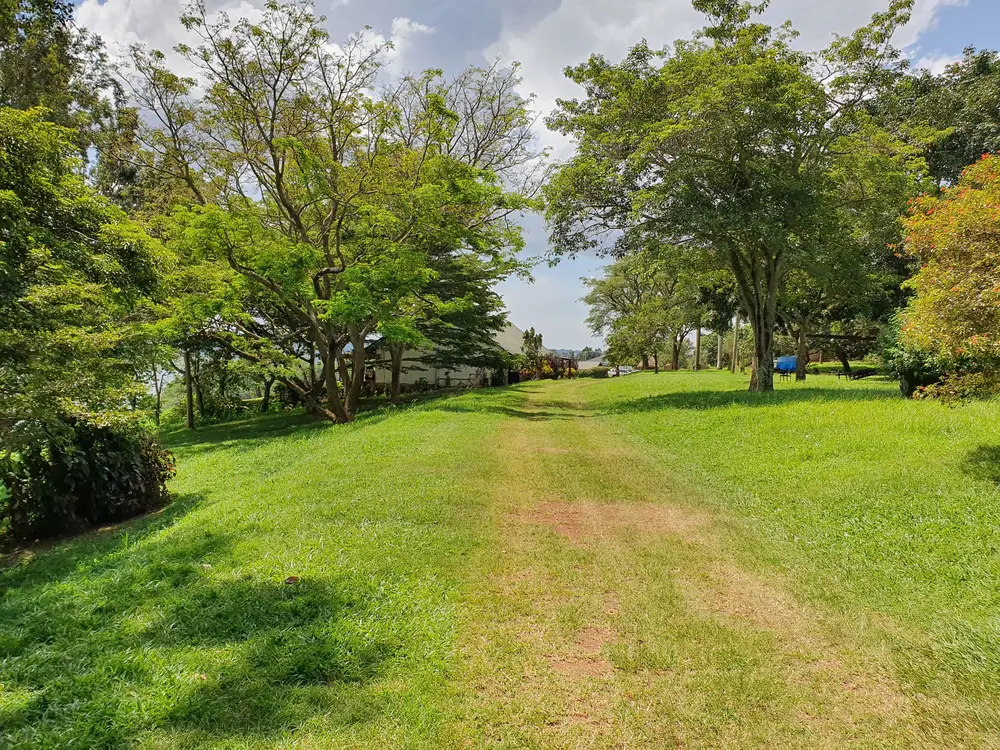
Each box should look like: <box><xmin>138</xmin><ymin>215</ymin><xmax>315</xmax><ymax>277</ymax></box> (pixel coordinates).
<box><xmin>962</xmin><ymin>445</ymin><xmax>1000</xmax><ymax>485</ymax></box>
<box><xmin>161</xmin><ymin>410</ymin><xmax>331</xmax><ymax>453</ymax></box>
<box><xmin>603</xmin><ymin>384</ymin><xmax>901</xmax><ymax>414</ymax></box>
<box><xmin>160</xmin><ymin>387</ymin><xmax>516</xmax><ymax>456</ymax></box>
<box><xmin>0</xmin><ymin>490</ymin><xmax>207</xmax><ymax>577</ymax></box>
<box><xmin>0</xmin><ymin>491</ymin><xmax>400</xmax><ymax>746</ymax></box>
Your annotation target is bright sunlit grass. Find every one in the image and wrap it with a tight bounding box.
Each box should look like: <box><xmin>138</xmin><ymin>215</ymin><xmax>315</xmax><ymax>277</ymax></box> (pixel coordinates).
<box><xmin>2</xmin><ymin>373</ymin><xmax>999</xmax><ymax>747</ymax></box>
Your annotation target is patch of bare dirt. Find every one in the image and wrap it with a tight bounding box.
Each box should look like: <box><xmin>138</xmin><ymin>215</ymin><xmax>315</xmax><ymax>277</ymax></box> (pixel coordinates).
<box><xmin>546</xmin><ymin>626</ymin><xmax>616</xmax><ymax>679</ymax></box>
<box><xmin>521</xmin><ymin>499</ymin><xmax>712</xmax><ymax>545</ymax></box>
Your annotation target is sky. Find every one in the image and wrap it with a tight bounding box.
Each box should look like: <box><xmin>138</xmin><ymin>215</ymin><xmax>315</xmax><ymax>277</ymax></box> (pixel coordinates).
<box><xmin>74</xmin><ymin>0</ymin><xmax>1000</xmax><ymax>350</ymax></box>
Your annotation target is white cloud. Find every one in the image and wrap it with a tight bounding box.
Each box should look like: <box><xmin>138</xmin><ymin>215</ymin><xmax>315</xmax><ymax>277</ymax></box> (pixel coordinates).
<box><xmin>76</xmin><ymin>0</ymin><xmax>266</xmax><ymax>58</ymax></box>
<box><xmin>914</xmin><ymin>52</ymin><xmax>961</xmax><ymax>73</ymax></box>
<box><xmin>76</xmin><ymin>1</ymin><xmax>430</xmax><ymax>78</ymax></box>
<box><xmin>487</xmin><ymin>0</ymin><xmax>966</xmax><ymax>157</ymax></box>
<box><xmin>387</xmin><ymin>17</ymin><xmax>434</xmax><ymax>73</ymax></box>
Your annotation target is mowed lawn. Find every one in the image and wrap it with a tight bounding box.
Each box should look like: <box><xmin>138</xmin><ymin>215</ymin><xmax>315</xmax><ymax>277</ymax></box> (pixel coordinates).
<box><xmin>2</xmin><ymin>372</ymin><xmax>1000</xmax><ymax>748</ymax></box>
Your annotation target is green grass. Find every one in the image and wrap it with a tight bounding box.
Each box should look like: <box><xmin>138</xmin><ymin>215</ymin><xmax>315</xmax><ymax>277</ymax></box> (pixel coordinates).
<box><xmin>805</xmin><ymin>360</ymin><xmax>879</xmax><ymax>374</ymax></box>
<box><xmin>591</xmin><ymin>373</ymin><xmax>1000</xmax><ymax>720</ymax></box>
<box><xmin>2</xmin><ymin>373</ymin><xmax>1000</xmax><ymax>747</ymax></box>
<box><xmin>0</xmin><ymin>396</ymin><xmax>511</xmax><ymax>748</ymax></box>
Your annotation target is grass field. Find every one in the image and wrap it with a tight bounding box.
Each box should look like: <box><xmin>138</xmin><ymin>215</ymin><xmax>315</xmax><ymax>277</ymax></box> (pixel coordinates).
<box><xmin>2</xmin><ymin>372</ymin><xmax>1000</xmax><ymax>748</ymax></box>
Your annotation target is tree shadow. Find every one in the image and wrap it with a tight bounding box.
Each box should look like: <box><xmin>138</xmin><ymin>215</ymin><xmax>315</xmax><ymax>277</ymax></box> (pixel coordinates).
<box><xmin>962</xmin><ymin>445</ymin><xmax>1000</xmax><ymax>485</ymax></box>
<box><xmin>160</xmin><ymin>387</ymin><xmax>521</xmax><ymax>456</ymax></box>
<box><xmin>603</xmin><ymin>384</ymin><xmax>901</xmax><ymax>414</ymax></box>
<box><xmin>0</xmin><ymin>489</ymin><xmax>207</xmax><ymax>578</ymax></box>
<box><xmin>161</xmin><ymin>410</ymin><xmax>332</xmax><ymax>455</ymax></box>
<box><xmin>0</xmin><ymin>497</ymin><xmax>400</xmax><ymax>746</ymax></box>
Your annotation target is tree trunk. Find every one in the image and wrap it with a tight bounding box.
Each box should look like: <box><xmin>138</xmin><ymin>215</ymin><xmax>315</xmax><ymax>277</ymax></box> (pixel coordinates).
<box><xmin>796</xmin><ymin>325</ymin><xmax>808</xmax><ymax>381</ymax></box>
<box><xmin>671</xmin><ymin>339</ymin><xmax>680</xmax><ymax>371</ymax></box>
<box><xmin>282</xmin><ymin>375</ymin><xmax>340</xmax><ymax>422</ymax></box>
<box><xmin>389</xmin><ymin>342</ymin><xmax>404</xmax><ymax>405</ymax></box>
<box><xmin>694</xmin><ymin>324</ymin><xmax>702</xmax><ymax>371</ymax></box>
<box><xmin>346</xmin><ymin>327</ymin><xmax>366</xmax><ymax>418</ymax></box>
<box><xmin>184</xmin><ymin>349</ymin><xmax>195</xmax><ymax>430</ymax></box>
<box><xmin>836</xmin><ymin>347</ymin><xmax>852</xmax><ymax>375</ymax></box>
<box><xmin>322</xmin><ymin>346</ymin><xmax>351</xmax><ymax>423</ymax></box>
<box><xmin>261</xmin><ymin>376</ymin><xmax>275</xmax><ymax>413</ymax></box>
<box><xmin>717</xmin><ymin>332</ymin><xmax>723</xmax><ymax>369</ymax></box>
<box><xmin>642</xmin><ymin>354</ymin><xmax>649</xmax><ymax>371</ymax></box>
<box><xmin>748</xmin><ymin>308</ymin><xmax>775</xmax><ymax>393</ymax></box>
<box><xmin>654</xmin><ymin>354</ymin><xmax>659</xmax><ymax>374</ymax></box>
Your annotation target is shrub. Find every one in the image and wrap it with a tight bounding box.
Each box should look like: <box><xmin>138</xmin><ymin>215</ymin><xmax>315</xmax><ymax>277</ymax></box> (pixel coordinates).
<box><xmin>879</xmin><ymin>317</ymin><xmax>949</xmax><ymax>398</ymax></box>
<box><xmin>579</xmin><ymin>367</ymin><xmax>610</xmax><ymax>379</ymax></box>
<box><xmin>0</xmin><ymin>414</ymin><xmax>175</xmax><ymax>542</ymax></box>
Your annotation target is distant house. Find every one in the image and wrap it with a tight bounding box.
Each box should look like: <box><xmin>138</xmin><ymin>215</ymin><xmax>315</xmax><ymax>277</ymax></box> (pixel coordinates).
<box><xmin>578</xmin><ymin>357</ymin><xmax>607</xmax><ymax>371</ymax></box>
<box><xmin>372</xmin><ymin>323</ymin><xmax>548</xmax><ymax>390</ymax></box>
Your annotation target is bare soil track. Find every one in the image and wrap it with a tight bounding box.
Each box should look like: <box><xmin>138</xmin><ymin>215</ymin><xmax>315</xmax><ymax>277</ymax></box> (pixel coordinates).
<box><xmin>453</xmin><ymin>383</ymin><xmax>973</xmax><ymax>749</ymax></box>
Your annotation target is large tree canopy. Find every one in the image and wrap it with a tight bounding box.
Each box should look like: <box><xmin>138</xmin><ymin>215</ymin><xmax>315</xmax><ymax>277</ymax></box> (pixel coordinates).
<box><xmin>545</xmin><ymin>0</ymin><xmax>924</xmax><ymax>391</ymax></box>
<box><xmin>126</xmin><ymin>1</ymin><xmax>534</xmax><ymax>423</ymax></box>
<box><xmin>0</xmin><ymin>107</ymin><xmax>160</xmax><ymax>442</ymax></box>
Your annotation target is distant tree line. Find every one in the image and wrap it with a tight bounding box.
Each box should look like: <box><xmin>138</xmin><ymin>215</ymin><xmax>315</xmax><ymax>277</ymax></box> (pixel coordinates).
<box><xmin>552</xmin><ymin>0</ymin><xmax>1000</xmax><ymax>396</ymax></box>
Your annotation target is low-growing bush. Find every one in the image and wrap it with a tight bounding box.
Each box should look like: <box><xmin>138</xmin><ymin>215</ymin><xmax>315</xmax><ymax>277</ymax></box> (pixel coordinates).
<box><xmin>0</xmin><ymin>414</ymin><xmax>175</xmax><ymax>542</ymax></box>
<box><xmin>879</xmin><ymin>316</ymin><xmax>949</xmax><ymax>397</ymax></box>
<box><xmin>579</xmin><ymin>367</ymin><xmax>610</xmax><ymax>379</ymax></box>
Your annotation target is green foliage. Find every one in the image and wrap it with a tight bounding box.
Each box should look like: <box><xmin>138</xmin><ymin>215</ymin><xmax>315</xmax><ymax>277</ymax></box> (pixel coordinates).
<box><xmin>0</xmin><ymin>0</ymin><xmax>117</xmax><ymax>146</ymax></box>
<box><xmin>0</xmin><ymin>107</ymin><xmax>161</xmax><ymax>433</ymax></box>
<box><xmin>577</xmin><ymin>366</ymin><xmax>610</xmax><ymax>379</ymax></box>
<box><xmin>872</xmin><ymin>47</ymin><xmax>1000</xmax><ymax>185</ymax></box>
<box><xmin>519</xmin><ymin>327</ymin><xmax>545</xmax><ymax>379</ymax></box>
<box><xmin>127</xmin><ymin>4</ymin><xmax>533</xmax><ymax>422</ymax></box>
<box><xmin>545</xmin><ymin>0</ymin><xmax>924</xmax><ymax>391</ymax></box>
<box><xmin>878</xmin><ymin>315</ymin><xmax>948</xmax><ymax>397</ymax></box>
<box><xmin>583</xmin><ymin>248</ymin><xmax>705</xmax><ymax>369</ymax></box>
<box><xmin>0</xmin><ymin>413</ymin><xmax>175</xmax><ymax>541</ymax></box>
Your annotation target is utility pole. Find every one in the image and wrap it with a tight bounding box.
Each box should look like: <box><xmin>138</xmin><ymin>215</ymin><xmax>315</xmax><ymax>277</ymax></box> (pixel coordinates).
<box><xmin>731</xmin><ymin>316</ymin><xmax>740</xmax><ymax>374</ymax></box>
<box><xmin>694</xmin><ymin>322</ymin><xmax>702</xmax><ymax>371</ymax></box>
<box><xmin>184</xmin><ymin>349</ymin><xmax>195</xmax><ymax>430</ymax></box>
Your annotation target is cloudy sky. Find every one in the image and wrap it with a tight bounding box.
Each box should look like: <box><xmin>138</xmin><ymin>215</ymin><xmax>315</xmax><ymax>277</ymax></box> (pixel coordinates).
<box><xmin>76</xmin><ymin>0</ymin><xmax>999</xmax><ymax>349</ymax></box>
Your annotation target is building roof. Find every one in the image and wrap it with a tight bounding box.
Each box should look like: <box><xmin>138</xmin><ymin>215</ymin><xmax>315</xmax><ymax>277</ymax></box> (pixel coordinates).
<box><xmin>578</xmin><ymin>357</ymin><xmax>606</xmax><ymax>370</ymax></box>
<box><xmin>497</xmin><ymin>323</ymin><xmax>551</xmax><ymax>356</ymax></box>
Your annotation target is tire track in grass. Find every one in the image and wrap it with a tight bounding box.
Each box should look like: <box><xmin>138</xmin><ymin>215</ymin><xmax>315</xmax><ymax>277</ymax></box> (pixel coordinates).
<box><xmin>452</xmin><ymin>381</ymin><xmax>951</xmax><ymax>749</ymax></box>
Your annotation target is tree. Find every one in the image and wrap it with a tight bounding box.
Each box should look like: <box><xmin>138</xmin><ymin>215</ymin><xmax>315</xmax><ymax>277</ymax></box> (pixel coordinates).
<box><xmin>872</xmin><ymin>48</ymin><xmax>1000</xmax><ymax>187</ymax></box>
<box><xmin>0</xmin><ymin>0</ymin><xmax>118</xmax><ymax>144</ymax></box>
<box><xmin>521</xmin><ymin>327</ymin><xmax>544</xmax><ymax>379</ymax></box>
<box><xmin>901</xmin><ymin>154</ymin><xmax>1000</xmax><ymax>397</ymax></box>
<box><xmin>583</xmin><ymin>250</ymin><xmax>702</xmax><ymax>372</ymax></box>
<box><xmin>127</xmin><ymin>1</ymin><xmax>530</xmax><ymax>423</ymax></box>
<box><xmin>376</xmin><ymin>62</ymin><xmax>541</xmax><ymax>403</ymax></box>
<box><xmin>545</xmin><ymin>0</ymin><xmax>922</xmax><ymax>392</ymax></box>
<box><xmin>0</xmin><ymin>107</ymin><xmax>160</xmax><ymax>440</ymax></box>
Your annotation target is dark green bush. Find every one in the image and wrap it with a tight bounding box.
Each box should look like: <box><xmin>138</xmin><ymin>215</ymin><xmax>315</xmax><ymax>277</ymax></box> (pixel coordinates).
<box><xmin>879</xmin><ymin>316</ymin><xmax>949</xmax><ymax>397</ymax></box>
<box><xmin>0</xmin><ymin>414</ymin><xmax>175</xmax><ymax>542</ymax></box>
<box><xmin>578</xmin><ymin>367</ymin><xmax>610</xmax><ymax>379</ymax></box>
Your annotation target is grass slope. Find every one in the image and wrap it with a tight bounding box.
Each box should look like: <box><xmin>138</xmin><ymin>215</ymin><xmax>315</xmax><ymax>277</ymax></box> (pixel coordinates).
<box><xmin>1</xmin><ymin>373</ymin><xmax>999</xmax><ymax>747</ymax></box>
<box><xmin>0</xmin><ymin>396</ymin><xmax>510</xmax><ymax>748</ymax></box>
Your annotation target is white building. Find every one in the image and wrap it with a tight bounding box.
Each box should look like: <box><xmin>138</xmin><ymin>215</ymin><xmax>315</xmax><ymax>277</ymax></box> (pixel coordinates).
<box><xmin>372</xmin><ymin>323</ymin><xmax>549</xmax><ymax>389</ymax></box>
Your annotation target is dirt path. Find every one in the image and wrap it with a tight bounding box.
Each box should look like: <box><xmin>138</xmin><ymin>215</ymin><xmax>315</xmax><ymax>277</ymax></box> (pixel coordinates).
<box><xmin>452</xmin><ymin>382</ymin><xmax>941</xmax><ymax>749</ymax></box>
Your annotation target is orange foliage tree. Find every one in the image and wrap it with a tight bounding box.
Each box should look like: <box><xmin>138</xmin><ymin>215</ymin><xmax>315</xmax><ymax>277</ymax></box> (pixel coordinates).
<box><xmin>903</xmin><ymin>154</ymin><xmax>1000</xmax><ymax>395</ymax></box>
